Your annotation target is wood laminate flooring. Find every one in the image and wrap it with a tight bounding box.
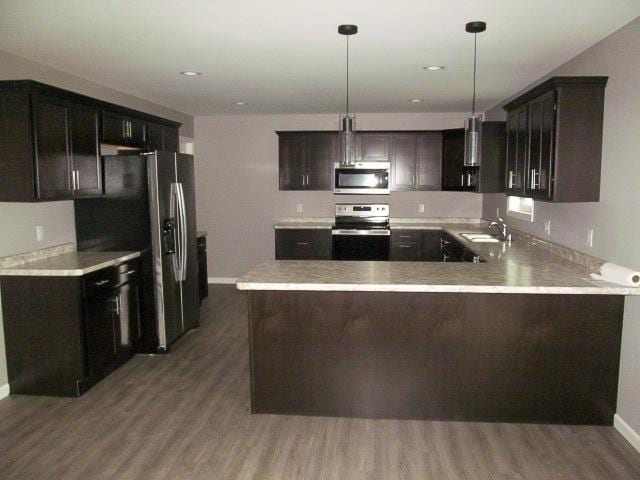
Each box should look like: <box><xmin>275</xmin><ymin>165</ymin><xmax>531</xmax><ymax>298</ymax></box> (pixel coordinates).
<box><xmin>1</xmin><ymin>285</ymin><xmax>639</xmax><ymax>479</ymax></box>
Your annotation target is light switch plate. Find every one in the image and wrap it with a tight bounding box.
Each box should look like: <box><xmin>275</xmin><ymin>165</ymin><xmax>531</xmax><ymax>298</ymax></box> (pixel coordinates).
<box><xmin>36</xmin><ymin>225</ymin><xmax>44</xmax><ymax>242</ymax></box>
<box><xmin>544</xmin><ymin>220</ymin><xmax>551</xmax><ymax>236</ymax></box>
<box><xmin>418</xmin><ymin>204</ymin><xmax>425</xmax><ymax>213</ymax></box>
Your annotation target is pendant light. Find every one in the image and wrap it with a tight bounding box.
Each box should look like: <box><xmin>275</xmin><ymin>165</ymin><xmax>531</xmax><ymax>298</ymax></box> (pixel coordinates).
<box><xmin>464</xmin><ymin>21</ymin><xmax>486</xmax><ymax>167</ymax></box>
<box><xmin>338</xmin><ymin>24</ymin><xmax>358</xmax><ymax>165</ymax></box>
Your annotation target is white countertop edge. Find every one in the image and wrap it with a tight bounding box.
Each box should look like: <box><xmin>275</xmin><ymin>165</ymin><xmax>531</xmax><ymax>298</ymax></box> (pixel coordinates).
<box><xmin>274</xmin><ymin>224</ymin><xmax>333</xmax><ymax>229</ymax></box>
<box><xmin>0</xmin><ymin>251</ymin><xmax>141</xmax><ymax>277</ymax></box>
<box><xmin>235</xmin><ymin>282</ymin><xmax>639</xmax><ymax>295</ymax></box>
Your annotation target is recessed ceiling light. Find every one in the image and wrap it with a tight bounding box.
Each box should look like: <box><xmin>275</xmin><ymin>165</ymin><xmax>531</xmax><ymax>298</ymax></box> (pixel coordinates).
<box><xmin>410</xmin><ymin>98</ymin><xmax>423</xmax><ymax>103</ymax></box>
<box><xmin>180</xmin><ymin>71</ymin><xmax>202</xmax><ymax>76</ymax></box>
<box><xmin>423</xmin><ymin>66</ymin><xmax>445</xmax><ymax>71</ymax></box>
<box><xmin>233</xmin><ymin>101</ymin><xmax>247</xmax><ymax>106</ymax></box>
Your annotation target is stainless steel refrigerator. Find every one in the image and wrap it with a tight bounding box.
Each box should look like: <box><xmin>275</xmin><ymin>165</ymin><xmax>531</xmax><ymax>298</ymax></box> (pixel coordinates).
<box><xmin>74</xmin><ymin>152</ymin><xmax>200</xmax><ymax>352</ymax></box>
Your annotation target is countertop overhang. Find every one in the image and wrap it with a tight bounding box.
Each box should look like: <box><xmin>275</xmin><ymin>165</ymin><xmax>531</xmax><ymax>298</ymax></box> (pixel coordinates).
<box><xmin>0</xmin><ymin>251</ymin><xmax>141</xmax><ymax>277</ymax></box>
<box><xmin>239</xmin><ymin>221</ymin><xmax>639</xmax><ymax>295</ymax></box>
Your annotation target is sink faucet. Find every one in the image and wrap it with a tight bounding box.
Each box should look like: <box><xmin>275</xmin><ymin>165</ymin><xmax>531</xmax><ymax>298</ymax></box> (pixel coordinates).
<box><xmin>489</xmin><ymin>218</ymin><xmax>512</xmax><ymax>243</ymax></box>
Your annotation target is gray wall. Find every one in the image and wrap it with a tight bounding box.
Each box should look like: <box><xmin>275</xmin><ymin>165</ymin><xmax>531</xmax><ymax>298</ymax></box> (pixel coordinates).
<box><xmin>194</xmin><ymin>112</ymin><xmax>483</xmax><ymax>278</ymax></box>
<box><xmin>482</xmin><ymin>18</ymin><xmax>640</xmax><ymax>432</ymax></box>
<box><xmin>0</xmin><ymin>50</ymin><xmax>194</xmax><ymax>389</ymax></box>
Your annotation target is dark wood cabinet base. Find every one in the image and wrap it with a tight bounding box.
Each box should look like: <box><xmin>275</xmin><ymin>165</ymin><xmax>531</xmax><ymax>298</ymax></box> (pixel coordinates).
<box><xmin>247</xmin><ymin>291</ymin><xmax>623</xmax><ymax>425</ymax></box>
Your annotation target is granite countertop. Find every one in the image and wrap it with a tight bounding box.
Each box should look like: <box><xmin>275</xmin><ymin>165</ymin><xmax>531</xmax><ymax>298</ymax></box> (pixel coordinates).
<box><xmin>0</xmin><ymin>251</ymin><xmax>141</xmax><ymax>277</ymax></box>
<box><xmin>273</xmin><ymin>217</ymin><xmax>484</xmax><ymax>230</ymax></box>
<box><xmin>239</xmin><ymin>222</ymin><xmax>640</xmax><ymax>295</ymax></box>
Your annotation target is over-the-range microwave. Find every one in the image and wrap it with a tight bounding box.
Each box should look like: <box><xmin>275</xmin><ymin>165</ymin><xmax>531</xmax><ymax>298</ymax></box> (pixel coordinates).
<box><xmin>334</xmin><ymin>162</ymin><xmax>390</xmax><ymax>195</ymax></box>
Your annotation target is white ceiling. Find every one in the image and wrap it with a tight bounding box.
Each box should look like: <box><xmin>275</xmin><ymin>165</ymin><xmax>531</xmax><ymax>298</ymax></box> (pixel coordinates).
<box><xmin>1</xmin><ymin>1</ymin><xmax>638</xmax><ymax>115</ymax></box>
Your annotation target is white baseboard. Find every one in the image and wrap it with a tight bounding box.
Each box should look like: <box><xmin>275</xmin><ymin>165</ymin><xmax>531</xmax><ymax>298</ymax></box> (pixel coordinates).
<box><xmin>208</xmin><ymin>277</ymin><xmax>238</xmax><ymax>284</ymax></box>
<box><xmin>0</xmin><ymin>383</ymin><xmax>9</xmax><ymax>400</ymax></box>
<box><xmin>614</xmin><ymin>414</ymin><xmax>640</xmax><ymax>453</ymax></box>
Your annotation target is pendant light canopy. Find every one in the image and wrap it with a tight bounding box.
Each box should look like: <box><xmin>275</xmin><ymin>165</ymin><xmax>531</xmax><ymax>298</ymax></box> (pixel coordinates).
<box><xmin>464</xmin><ymin>21</ymin><xmax>486</xmax><ymax>167</ymax></box>
<box><xmin>338</xmin><ymin>24</ymin><xmax>358</xmax><ymax>165</ymax></box>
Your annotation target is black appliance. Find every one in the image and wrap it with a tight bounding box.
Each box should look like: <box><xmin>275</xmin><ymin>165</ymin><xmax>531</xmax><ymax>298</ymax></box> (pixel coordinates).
<box><xmin>74</xmin><ymin>151</ymin><xmax>200</xmax><ymax>353</ymax></box>
<box><xmin>332</xmin><ymin>204</ymin><xmax>390</xmax><ymax>260</ymax></box>
<box><xmin>334</xmin><ymin>162</ymin><xmax>390</xmax><ymax>195</ymax></box>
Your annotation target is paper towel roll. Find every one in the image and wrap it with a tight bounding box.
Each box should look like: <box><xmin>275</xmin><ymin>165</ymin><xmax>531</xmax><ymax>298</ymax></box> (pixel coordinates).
<box><xmin>590</xmin><ymin>262</ymin><xmax>640</xmax><ymax>287</ymax></box>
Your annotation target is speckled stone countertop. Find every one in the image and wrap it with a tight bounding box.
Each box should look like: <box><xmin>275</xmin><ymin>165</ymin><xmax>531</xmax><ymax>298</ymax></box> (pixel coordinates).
<box><xmin>274</xmin><ymin>217</ymin><xmax>484</xmax><ymax>230</ymax></box>
<box><xmin>239</xmin><ymin>222</ymin><xmax>640</xmax><ymax>295</ymax></box>
<box><xmin>0</xmin><ymin>251</ymin><xmax>141</xmax><ymax>277</ymax></box>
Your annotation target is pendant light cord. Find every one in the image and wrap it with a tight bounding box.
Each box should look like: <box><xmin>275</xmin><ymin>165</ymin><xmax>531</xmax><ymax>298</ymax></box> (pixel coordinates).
<box><xmin>346</xmin><ymin>35</ymin><xmax>350</xmax><ymax>115</ymax></box>
<box><xmin>472</xmin><ymin>33</ymin><xmax>477</xmax><ymax>116</ymax></box>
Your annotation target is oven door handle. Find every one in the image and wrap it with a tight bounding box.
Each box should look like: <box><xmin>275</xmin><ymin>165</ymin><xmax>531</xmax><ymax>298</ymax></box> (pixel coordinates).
<box><xmin>332</xmin><ymin>229</ymin><xmax>391</xmax><ymax>236</ymax></box>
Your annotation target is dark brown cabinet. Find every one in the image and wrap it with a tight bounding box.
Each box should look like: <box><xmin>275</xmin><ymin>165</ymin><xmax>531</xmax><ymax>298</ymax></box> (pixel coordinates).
<box><xmin>278</xmin><ymin>132</ymin><xmax>336</xmax><ymax>190</ymax></box>
<box><xmin>1</xmin><ymin>259</ymin><xmax>140</xmax><ymax>397</ymax></box>
<box><xmin>101</xmin><ymin>111</ymin><xmax>145</xmax><ymax>148</ymax></box>
<box><xmin>504</xmin><ymin>76</ymin><xmax>608</xmax><ymax>202</ymax></box>
<box><xmin>441</xmin><ymin>124</ymin><xmax>506</xmax><ymax>193</ymax></box>
<box><xmin>275</xmin><ymin>229</ymin><xmax>332</xmax><ymax>260</ymax></box>
<box><xmin>390</xmin><ymin>229</ymin><xmax>444</xmax><ymax>261</ymax></box>
<box><xmin>146</xmin><ymin>121</ymin><xmax>180</xmax><ymax>153</ymax></box>
<box><xmin>390</xmin><ymin>135</ymin><xmax>417</xmax><ymax>190</ymax></box>
<box><xmin>0</xmin><ymin>80</ymin><xmax>181</xmax><ymax>202</ymax></box>
<box><xmin>416</xmin><ymin>133</ymin><xmax>443</xmax><ymax>190</ymax></box>
<box><xmin>356</xmin><ymin>134</ymin><xmax>390</xmax><ymax>162</ymax></box>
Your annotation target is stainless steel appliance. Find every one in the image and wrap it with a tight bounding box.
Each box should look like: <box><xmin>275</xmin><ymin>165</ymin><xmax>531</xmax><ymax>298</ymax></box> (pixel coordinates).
<box><xmin>74</xmin><ymin>152</ymin><xmax>200</xmax><ymax>353</ymax></box>
<box><xmin>332</xmin><ymin>203</ymin><xmax>390</xmax><ymax>260</ymax></box>
<box><xmin>334</xmin><ymin>162</ymin><xmax>390</xmax><ymax>195</ymax></box>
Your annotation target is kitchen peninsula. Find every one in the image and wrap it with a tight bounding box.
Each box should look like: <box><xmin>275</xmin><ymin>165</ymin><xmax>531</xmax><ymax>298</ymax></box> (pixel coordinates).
<box><xmin>237</xmin><ymin>220</ymin><xmax>639</xmax><ymax>425</ymax></box>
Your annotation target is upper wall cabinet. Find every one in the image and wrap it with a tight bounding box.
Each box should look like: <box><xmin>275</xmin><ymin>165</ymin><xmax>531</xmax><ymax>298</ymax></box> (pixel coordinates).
<box><xmin>389</xmin><ymin>132</ymin><xmax>442</xmax><ymax>191</ymax></box>
<box><xmin>0</xmin><ymin>80</ymin><xmax>182</xmax><ymax>202</ymax></box>
<box><xmin>503</xmin><ymin>76</ymin><xmax>608</xmax><ymax>202</ymax></box>
<box><xmin>278</xmin><ymin>132</ymin><xmax>336</xmax><ymax>190</ymax></box>
<box><xmin>146</xmin><ymin>122</ymin><xmax>180</xmax><ymax>153</ymax></box>
<box><xmin>441</xmin><ymin>123</ymin><xmax>506</xmax><ymax>194</ymax></box>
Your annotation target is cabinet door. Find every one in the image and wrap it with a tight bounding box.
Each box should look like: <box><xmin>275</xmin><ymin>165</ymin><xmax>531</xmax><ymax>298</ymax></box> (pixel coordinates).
<box><xmin>441</xmin><ymin>129</ymin><xmax>467</xmax><ymax>191</ymax></box>
<box><xmin>146</xmin><ymin>122</ymin><xmax>164</xmax><ymax>151</ymax></box>
<box><xmin>33</xmin><ymin>96</ymin><xmax>72</xmax><ymax>200</ymax></box>
<box><xmin>279</xmin><ymin>133</ymin><xmax>307</xmax><ymax>190</ymax></box>
<box><xmin>416</xmin><ymin>132</ymin><xmax>442</xmax><ymax>190</ymax></box>
<box><xmin>358</xmin><ymin>134</ymin><xmax>390</xmax><ymax>162</ymax></box>
<box><xmin>506</xmin><ymin>105</ymin><xmax>528</xmax><ymax>195</ymax></box>
<box><xmin>390</xmin><ymin>230</ymin><xmax>421</xmax><ymax>260</ymax></box>
<box><xmin>128</xmin><ymin>117</ymin><xmax>146</xmax><ymax>147</ymax></box>
<box><xmin>163</xmin><ymin>126</ymin><xmax>179</xmax><ymax>153</ymax></box>
<box><xmin>101</xmin><ymin>111</ymin><xmax>127</xmax><ymax>145</ymax></box>
<box><xmin>275</xmin><ymin>229</ymin><xmax>332</xmax><ymax>260</ymax></box>
<box><xmin>420</xmin><ymin>230</ymin><xmax>444</xmax><ymax>261</ymax></box>
<box><xmin>306</xmin><ymin>133</ymin><xmax>335</xmax><ymax>190</ymax></box>
<box><xmin>69</xmin><ymin>105</ymin><xmax>102</xmax><ymax>198</ymax></box>
<box><xmin>85</xmin><ymin>291</ymin><xmax>118</xmax><ymax>378</ymax></box>
<box><xmin>526</xmin><ymin>91</ymin><xmax>555</xmax><ymax>200</ymax></box>
<box><xmin>390</xmin><ymin>134</ymin><xmax>417</xmax><ymax>190</ymax></box>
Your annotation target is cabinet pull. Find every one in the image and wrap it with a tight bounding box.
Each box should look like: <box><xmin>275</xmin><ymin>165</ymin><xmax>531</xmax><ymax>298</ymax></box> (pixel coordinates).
<box><xmin>75</xmin><ymin>171</ymin><xmax>80</xmax><ymax>190</ymax></box>
<box><xmin>398</xmin><ymin>245</ymin><xmax>412</xmax><ymax>248</ymax></box>
<box><xmin>122</xmin><ymin>120</ymin><xmax>127</xmax><ymax>139</ymax></box>
<box><xmin>124</xmin><ymin>269</ymin><xmax>136</xmax><ymax>275</ymax></box>
<box><xmin>113</xmin><ymin>296</ymin><xmax>121</xmax><ymax>316</ymax></box>
<box><xmin>530</xmin><ymin>169</ymin><xmax>539</xmax><ymax>190</ymax></box>
<box><xmin>94</xmin><ymin>279</ymin><xmax>110</xmax><ymax>286</ymax></box>
<box><xmin>71</xmin><ymin>171</ymin><xmax>76</xmax><ymax>190</ymax></box>
<box><xmin>296</xmin><ymin>242</ymin><xmax>309</xmax><ymax>246</ymax></box>
<box><xmin>461</xmin><ymin>174</ymin><xmax>465</xmax><ymax>186</ymax></box>
<box><xmin>399</xmin><ymin>235</ymin><xmax>412</xmax><ymax>238</ymax></box>
<box><xmin>302</xmin><ymin>174</ymin><xmax>306</xmax><ymax>186</ymax></box>
<box><xmin>508</xmin><ymin>170</ymin><xmax>515</xmax><ymax>189</ymax></box>
<box><xmin>307</xmin><ymin>174</ymin><xmax>310</xmax><ymax>185</ymax></box>
<box><xmin>412</xmin><ymin>174</ymin><xmax>415</xmax><ymax>186</ymax></box>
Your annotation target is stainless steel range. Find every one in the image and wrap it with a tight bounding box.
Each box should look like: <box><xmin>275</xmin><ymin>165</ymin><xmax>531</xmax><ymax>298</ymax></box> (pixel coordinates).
<box><xmin>332</xmin><ymin>204</ymin><xmax>390</xmax><ymax>260</ymax></box>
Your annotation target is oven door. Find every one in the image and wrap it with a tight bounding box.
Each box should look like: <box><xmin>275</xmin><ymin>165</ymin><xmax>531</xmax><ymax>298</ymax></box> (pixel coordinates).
<box><xmin>332</xmin><ymin>229</ymin><xmax>390</xmax><ymax>260</ymax></box>
<box><xmin>334</xmin><ymin>163</ymin><xmax>390</xmax><ymax>195</ymax></box>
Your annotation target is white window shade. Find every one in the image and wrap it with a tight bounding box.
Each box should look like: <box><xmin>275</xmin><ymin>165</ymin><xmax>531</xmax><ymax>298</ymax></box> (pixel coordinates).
<box><xmin>507</xmin><ymin>196</ymin><xmax>534</xmax><ymax>222</ymax></box>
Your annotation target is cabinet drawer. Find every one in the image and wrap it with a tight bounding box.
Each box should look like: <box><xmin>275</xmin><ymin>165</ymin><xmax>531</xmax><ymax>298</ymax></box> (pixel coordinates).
<box><xmin>390</xmin><ymin>230</ymin><xmax>420</xmax><ymax>261</ymax></box>
<box><xmin>275</xmin><ymin>229</ymin><xmax>332</xmax><ymax>260</ymax></box>
<box><xmin>84</xmin><ymin>266</ymin><xmax>119</xmax><ymax>297</ymax></box>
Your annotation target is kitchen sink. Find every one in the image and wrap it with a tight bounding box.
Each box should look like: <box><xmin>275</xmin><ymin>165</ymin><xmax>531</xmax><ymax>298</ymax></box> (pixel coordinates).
<box><xmin>460</xmin><ymin>233</ymin><xmax>501</xmax><ymax>243</ymax></box>
<box><xmin>468</xmin><ymin>238</ymin><xmax>501</xmax><ymax>243</ymax></box>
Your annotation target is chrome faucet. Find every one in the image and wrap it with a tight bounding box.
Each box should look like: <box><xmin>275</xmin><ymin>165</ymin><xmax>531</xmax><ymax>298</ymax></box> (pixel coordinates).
<box><xmin>490</xmin><ymin>218</ymin><xmax>512</xmax><ymax>243</ymax></box>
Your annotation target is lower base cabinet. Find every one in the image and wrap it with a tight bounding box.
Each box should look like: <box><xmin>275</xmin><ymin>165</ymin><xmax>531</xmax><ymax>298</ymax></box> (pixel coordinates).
<box><xmin>275</xmin><ymin>229</ymin><xmax>332</xmax><ymax>260</ymax></box>
<box><xmin>390</xmin><ymin>230</ymin><xmax>444</xmax><ymax>261</ymax></box>
<box><xmin>1</xmin><ymin>259</ymin><xmax>140</xmax><ymax>397</ymax></box>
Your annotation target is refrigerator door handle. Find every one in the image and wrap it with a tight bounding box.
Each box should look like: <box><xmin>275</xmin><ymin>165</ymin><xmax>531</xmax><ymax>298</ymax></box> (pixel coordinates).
<box><xmin>170</xmin><ymin>182</ymin><xmax>182</xmax><ymax>282</ymax></box>
<box><xmin>176</xmin><ymin>183</ymin><xmax>188</xmax><ymax>282</ymax></box>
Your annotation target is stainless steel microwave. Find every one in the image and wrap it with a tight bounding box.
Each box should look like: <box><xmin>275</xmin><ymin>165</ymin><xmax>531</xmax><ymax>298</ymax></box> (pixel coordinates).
<box><xmin>334</xmin><ymin>162</ymin><xmax>390</xmax><ymax>195</ymax></box>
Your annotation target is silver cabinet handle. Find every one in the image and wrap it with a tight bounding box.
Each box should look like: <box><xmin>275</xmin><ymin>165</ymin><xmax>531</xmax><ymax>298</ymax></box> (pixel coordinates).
<box><xmin>508</xmin><ymin>170</ymin><xmax>515</xmax><ymax>189</ymax></box>
<box><xmin>71</xmin><ymin>171</ymin><xmax>76</xmax><ymax>190</ymax></box>
<box><xmin>412</xmin><ymin>174</ymin><xmax>415</xmax><ymax>186</ymax></box>
<box><xmin>398</xmin><ymin>245</ymin><xmax>412</xmax><ymax>248</ymax></box>
<box><xmin>75</xmin><ymin>171</ymin><xmax>80</xmax><ymax>190</ymax></box>
<box><xmin>95</xmin><ymin>279</ymin><xmax>110</xmax><ymax>286</ymax></box>
<box><xmin>302</xmin><ymin>174</ymin><xmax>306</xmax><ymax>186</ymax></box>
<box><xmin>461</xmin><ymin>174</ymin><xmax>465</xmax><ymax>186</ymax></box>
<box><xmin>122</xmin><ymin>120</ymin><xmax>126</xmax><ymax>139</ymax></box>
<box><xmin>467</xmin><ymin>173</ymin><xmax>474</xmax><ymax>187</ymax></box>
<box><xmin>530</xmin><ymin>169</ymin><xmax>539</xmax><ymax>189</ymax></box>
<box><xmin>295</xmin><ymin>242</ymin><xmax>309</xmax><ymax>246</ymax></box>
<box><xmin>306</xmin><ymin>174</ymin><xmax>309</xmax><ymax>186</ymax></box>
<box><xmin>124</xmin><ymin>269</ymin><xmax>136</xmax><ymax>275</ymax></box>
<box><xmin>399</xmin><ymin>235</ymin><xmax>413</xmax><ymax>238</ymax></box>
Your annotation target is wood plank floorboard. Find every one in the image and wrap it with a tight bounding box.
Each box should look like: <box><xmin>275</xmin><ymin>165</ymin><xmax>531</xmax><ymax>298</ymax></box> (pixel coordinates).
<box><xmin>0</xmin><ymin>285</ymin><xmax>639</xmax><ymax>479</ymax></box>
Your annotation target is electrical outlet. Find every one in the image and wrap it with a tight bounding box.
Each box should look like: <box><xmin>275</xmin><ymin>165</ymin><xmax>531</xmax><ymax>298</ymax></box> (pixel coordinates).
<box><xmin>544</xmin><ymin>220</ymin><xmax>551</xmax><ymax>236</ymax></box>
<box><xmin>296</xmin><ymin>203</ymin><xmax>303</xmax><ymax>214</ymax></box>
<box><xmin>418</xmin><ymin>204</ymin><xmax>425</xmax><ymax>213</ymax></box>
<box><xmin>36</xmin><ymin>225</ymin><xmax>45</xmax><ymax>242</ymax></box>
<box><xmin>587</xmin><ymin>228</ymin><xmax>594</xmax><ymax>248</ymax></box>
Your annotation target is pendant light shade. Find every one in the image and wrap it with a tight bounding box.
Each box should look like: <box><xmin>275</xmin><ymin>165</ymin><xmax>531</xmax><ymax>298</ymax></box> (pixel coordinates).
<box><xmin>464</xmin><ymin>21</ymin><xmax>486</xmax><ymax>167</ymax></box>
<box><xmin>338</xmin><ymin>24</ymin><xmax>358</xmax><ymax>165</ymax></box>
